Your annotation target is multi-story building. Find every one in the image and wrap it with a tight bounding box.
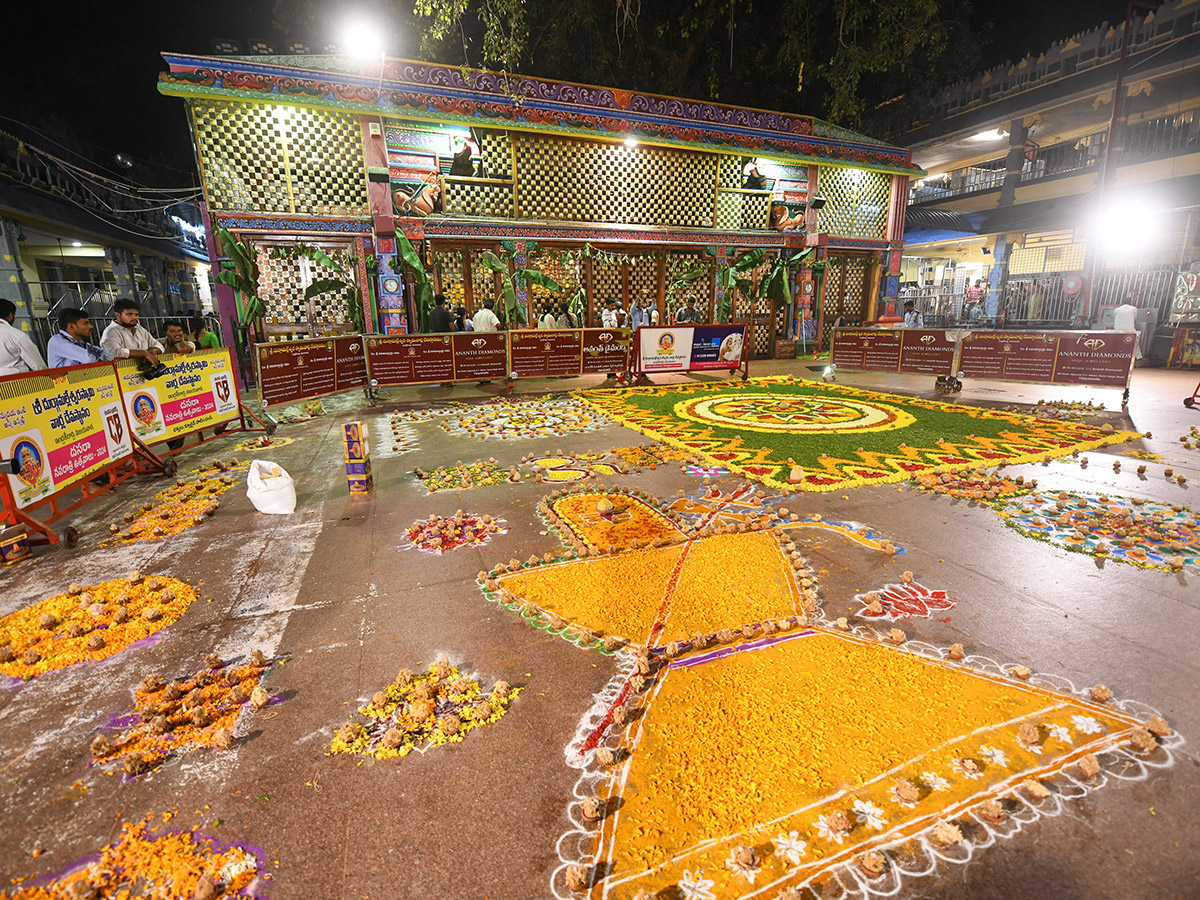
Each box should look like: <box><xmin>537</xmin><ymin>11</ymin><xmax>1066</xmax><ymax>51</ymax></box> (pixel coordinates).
<box><xmin>0</xmin><ymin>131</ymin><xmax>213</xmax><ymax>354</ymax></box>
<box><xmin>895</xmin><ymin>0</ymin><xmax>1200</xmax><ymax>360</ymax></box>
<box><xmin>156</xmin><ymin>52</ymin><xmax>919</xmax><ymax>364</ymax></box>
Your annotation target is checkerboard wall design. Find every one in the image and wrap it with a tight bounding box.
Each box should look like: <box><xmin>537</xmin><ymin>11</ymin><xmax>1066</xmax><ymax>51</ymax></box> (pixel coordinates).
<box><xmin>481</xmin><ymin>131</ymin><xmax>512</xmax><ymax>178</ymax></box>
<box><xmin>666</xmin><ymin>252</ymin><xmax>709</xmax><ymax>321</ymax></box>
<box><xmin>434</xmin><ymin>250</ymin><xmax>467</xmax><ymax>307</ymax></box>
<box><xmin>528</xmin><ymin>254</ymin><xmax>582</xmax><ymax>320</ymax></box>
<box><xmin>192</xmin><ymin>100</ymin><xmax>290</xmax><ymax>213</ymax></box>
<box><xmin>817</xmin><ymin>166</ymin><xmax>890</xmax><ymax>240</ymax></box>
<box><xmin>591</xmin><ymin>259</ymin><xmax>622</xmax><ymax>320</ymax></box>
<box><xmin>513</xmin><ymin>136</ymin><xmax>718</xmax><ymax>228</ymax></box>
<box><xmin>470</xmin><ymin>249</ymin><xmax>498</xmax><ymax>313</ymax></box>
<box><xmin>628</xmin><ymin>257</ymin><xmax>657</xmax><ymax>310</ymax></box>
<box><xmin>256</xmin><ymin>243</ymin><xmax>351</xmax><ymax>330</ymax></box>
<box><xmin>191</xmin><ymin>99</ymin><xmax>368</xmax><ymax>216</ymax></box>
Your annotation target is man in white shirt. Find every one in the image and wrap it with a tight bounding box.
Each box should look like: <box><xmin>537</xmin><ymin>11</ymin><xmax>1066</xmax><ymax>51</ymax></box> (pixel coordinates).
<box><xmin>0</xmin><ymin>299</ymin><xmax>46</xmax><ymax>376</ymax></box>
<box><xmin>471</xmin><ymin>299</ymin><xmax>501</xmax><ymax>333</ymax></box>
<box><xmin>100</xmin><ymin>299</ymin><xmax>164</xmax><ymax>365</ymax></box>
<box><xmin>601</xmin><ymin>299</ymin><xmax>619</xmax><ymax>329</ymax></box>
<box><xmin>902</xmin><ymin>300</ymin><xmax>925</xmax><ymax>328</ymax></box>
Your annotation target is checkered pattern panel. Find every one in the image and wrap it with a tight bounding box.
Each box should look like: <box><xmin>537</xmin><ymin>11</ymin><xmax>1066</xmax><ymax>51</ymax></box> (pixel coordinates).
<box><xmin>256</xmin><ymin>243</ymin><xmax>350</xmax><ymax>331</ymax></box>
<box><xmin>442</xmin><ymin>180</ymin><xmax>514</xmax><ymax>217</ymax></box>
<box><xmin>528</xmin><ymin>254</ymin><xmax>581</xmax><ymax>320</ymax></box>
<box><xmin>628</xmin><ymin>257</ymin><xmax>657</xmax><ymax>313</ymax></box>
<box><xmin>470</xmin><ymin>249</ymin><xmax>498</xmax><ymax>312</ymax></box>
<box><xmin>514</xmin><ymin>136</ymin><xmax>718</xmax><ymax>228</ymax></box>
<box><xmin>280</xmin><ymin>107</ymin><xmax>368</xmax><ymax>216</ymax></box>
<box><xmin>666</xmin><ymin>252</ymin><xmax>710</xmax><ymax>322</ymax></box>
<box><xmin>482</xmin><ymin>131</ymin><xmax>512</xmax><ymax>178</ymax></box>
<box><xmin>591</xmin><ymin>260</ymin><xmax>622</xmax><ymax>323</ymax></box>
<box><xmin>718</xmin><ymin>155</ymin><xmax>742</xmax><ymax>188</ymax></box>
<box><xmin>192</xmin><ymin>100</ymin><xmax>368</xmax><ymax>216</ymax></box>
<box><xmin>740</xmin><ymin>193</ymin><xmax>772</xmax><ymax>230</ymax></box>
<box><xmin>434</xmin><ymin>250</ymin><xmax>467</xmax><ymax>307</ymax></box>
<box><xmin>192</xmin><ymin>100</ymin><xmax>290</xmax><ymax>213</ymax></box>
<box><xmin>817</xmin><ymin>167</ymin><xmax>890</xmax><ymax>240</ymax></box>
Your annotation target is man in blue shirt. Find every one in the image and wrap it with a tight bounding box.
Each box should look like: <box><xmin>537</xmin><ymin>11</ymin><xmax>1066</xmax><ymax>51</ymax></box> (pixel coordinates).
<box><xmin>47</xmin><ymin>308</ymin><xmax>111</xmax><ymax>368</ymax></box>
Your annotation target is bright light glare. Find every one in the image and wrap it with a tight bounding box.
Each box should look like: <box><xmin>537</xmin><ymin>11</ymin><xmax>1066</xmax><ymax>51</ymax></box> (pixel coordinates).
<box><xmin>624</xmin><ymin>137</ymin><xmax>638</xmax><ymax>147</ymax></box>
<box><xmin>1095</xmin><ymin>198</ymin><xmax>1161</xmax><ymax>253</ymax></box>
<box><xmin>970</xmin><ymin>128</ymin><xmax>1005</xmax><ymax>141</ymax></box>
<box><xmin>71</xmin><ymin>241</ymin><xmax>82</xmax><ymax>247</ymax></box>
<box><xmin>342</xmin><ymin>21</ymin><xmax>383</xmax><ymax>60</ymax></box>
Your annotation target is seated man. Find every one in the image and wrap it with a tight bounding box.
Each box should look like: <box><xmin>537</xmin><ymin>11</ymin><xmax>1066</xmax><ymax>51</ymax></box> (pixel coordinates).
<box><xmin>161</xmin><ymin>320</ymin><xmax>196</xmax><ymax>354</ymax></box>
<box><xmin>47</xmin><ymin>308</ymin><xmax>112</xmax><ymax>368</ymax></box>
<box><xmin>101</xmin><ymin>299</ymin><xmax>165</xmax><ymax>368</ymax></box>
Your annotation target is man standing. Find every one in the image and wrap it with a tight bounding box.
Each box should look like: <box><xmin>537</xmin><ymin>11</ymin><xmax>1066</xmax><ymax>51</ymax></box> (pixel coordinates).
<box><xmin>426</xmin><ymin>293</ymin><xmax>455</xmax><ymax>333</ymax></box>
<box><xmin>601</xmin><ymin>299</ymin><xmax>619</xmax><ymax>329</ymax></box>
<box><xmin>902</xmin><ymin>299</ymin><xmax>925</xmax><ymax>328</ymax></box>
<box><xmin>0</xmin><ymin>299</ymin><xmax>45</xmax><ymax>375</ymax></box>
<box><xmin>472</xmin><ymin>299</ymin><xmax>501</xmax><ymax>333</ymax></box>
<box><xmin>674</xmin><ymin>297</ymin><xmax>696</xmax><ymax>325</ymax></box>
<box><xmin>100</xmin><ymin>299</ymin><xmax>164</xmax><ymax>367</ymax></box>
<box><xmin>629</xmin><ymin>294</ymin><xmax>645</xmax><ymax>331</ymax></box>
<box><xmin>47</xmin><ymin>308</ymin><xmax>111</xmax><ymax>368</ymax></box>
<box><xmin>161</xmin><ymin>320</ymin><xmax>196</xmax><ymax>354</ymax></box>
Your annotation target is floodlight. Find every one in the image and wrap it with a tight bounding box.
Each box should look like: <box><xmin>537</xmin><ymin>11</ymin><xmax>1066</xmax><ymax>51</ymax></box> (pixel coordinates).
<box><xmin>809</xmin><ymin>196</ymin><xmax>827</xmax><ymax>210</ymax></box>
<box><xmin>342</xmin><ymin>21</ymin><xmax>383</xmax><ymax>60</ymax></box>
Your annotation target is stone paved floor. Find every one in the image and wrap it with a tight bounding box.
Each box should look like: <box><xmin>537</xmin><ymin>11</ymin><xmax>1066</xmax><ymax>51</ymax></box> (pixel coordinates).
<box><xmin>1</xmin><ymin>362</ymin><xmax>1198</xmax><ymax>899</ymax></box>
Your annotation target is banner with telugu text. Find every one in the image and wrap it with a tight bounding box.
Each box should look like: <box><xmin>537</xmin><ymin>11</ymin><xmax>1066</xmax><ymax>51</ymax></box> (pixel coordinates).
<box><xmin>0</xmin><ymin>362</ymin><xmax>133</xmax><ymax>510</ymax></box>
<box><xmin>115</xmin><ymin>349</ymin><xmax>239</xmax><ymax>444</ymax></box>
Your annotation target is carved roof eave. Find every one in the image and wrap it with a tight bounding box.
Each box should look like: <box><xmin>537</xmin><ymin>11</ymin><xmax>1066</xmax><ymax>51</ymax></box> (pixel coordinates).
<box><xmin>158</xmin><ymin>53</ymin><xmax>923</xmax><ymax>178</ymax></box>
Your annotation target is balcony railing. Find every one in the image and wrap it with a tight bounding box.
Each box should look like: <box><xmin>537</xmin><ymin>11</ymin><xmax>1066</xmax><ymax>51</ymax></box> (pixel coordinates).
<box><xmin>909</xmin><ymin>159</ymin><xmax>1006</xmax><ymax>204</ymax></box>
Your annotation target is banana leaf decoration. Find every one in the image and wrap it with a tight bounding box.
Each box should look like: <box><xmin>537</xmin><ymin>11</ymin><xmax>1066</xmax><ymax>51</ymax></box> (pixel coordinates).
<box><xmin>213</xmin><ymin>226</ymin><xmax>264</xmax><ymax>325</ymax></box>
<box><xmin>708</xmin><ymin>247</ymin><xmax>767</xmax><ymax>324</ymax></box>
<box><xmin>477</xmin><ymin>250</ymin><xmax>563</xmax><ymax>327</ymax></box>
<box><xmin>395</xmin><ymin>231</ymin><xmax>435</xmax><ymax>332</ymax></box>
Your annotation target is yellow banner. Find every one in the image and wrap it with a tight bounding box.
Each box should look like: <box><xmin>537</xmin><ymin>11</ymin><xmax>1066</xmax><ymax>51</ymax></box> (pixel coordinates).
<box><xmin>115</xmin><ymin>349</ymin><xmax>239</xmax><ymax>443</ymax></box>
<box><xmin>0</xmin><ymin>363</ymin><xmax>134</xmax><ymax>510</ymax></box>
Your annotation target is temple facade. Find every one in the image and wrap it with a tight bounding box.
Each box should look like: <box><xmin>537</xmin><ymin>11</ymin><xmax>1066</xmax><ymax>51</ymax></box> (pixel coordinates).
<box><xmin>158</xmin><ymin>53</ymin><xmax>920</xmax><ymax>358</ymax></box>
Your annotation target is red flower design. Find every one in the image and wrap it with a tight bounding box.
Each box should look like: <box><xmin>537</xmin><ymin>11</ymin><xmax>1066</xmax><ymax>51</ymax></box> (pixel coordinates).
<box><xmin>855</xmin><ymin>582</ymin><xmax>955</xmax><ymax>620</ymax></box>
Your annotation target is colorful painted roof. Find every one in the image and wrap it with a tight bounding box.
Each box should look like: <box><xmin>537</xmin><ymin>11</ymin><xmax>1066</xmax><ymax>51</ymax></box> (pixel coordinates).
<box><xmin>158</xmin><ymin>54</ymin><xmax>920</xmax><ymax>177</ymax></box>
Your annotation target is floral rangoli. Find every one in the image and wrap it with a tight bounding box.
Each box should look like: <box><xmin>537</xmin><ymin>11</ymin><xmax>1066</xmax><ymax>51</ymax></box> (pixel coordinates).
<box><xmin>403</xmin><ymin>512</ymin><xmax>505</xmax><ymax>554</ymax></box>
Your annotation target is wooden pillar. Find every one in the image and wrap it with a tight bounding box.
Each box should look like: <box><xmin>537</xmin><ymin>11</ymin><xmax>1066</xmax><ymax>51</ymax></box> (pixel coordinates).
<box><xmin>585</xmin><ymin>255</ymin><xmax>595</xmax><ymax>326</ymax></box>
<box><xmin>656</xmin><ymin>252</ymin><xmax>666</xmax><ymax>323</ymax></box>
<box><xmin>462</xmin><ymin>247</ymin><xmax>475</xmax><ymax>314</ymax></box>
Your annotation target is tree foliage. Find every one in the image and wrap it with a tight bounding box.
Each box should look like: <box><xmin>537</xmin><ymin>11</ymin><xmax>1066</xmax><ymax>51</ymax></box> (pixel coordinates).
<box><xmin>396</xmin><ymin>0</ymin><xmax>978</xmax><ymax>137</ymax></box>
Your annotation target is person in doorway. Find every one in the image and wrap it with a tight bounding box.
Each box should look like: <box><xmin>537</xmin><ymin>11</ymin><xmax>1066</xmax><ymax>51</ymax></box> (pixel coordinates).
<box><xmin>426</xmin><ymin>293</ymin><xmax>455</xmax><ymax>333</ymax></box>
<box><xmin>674</xmin><ymin>297</ymin><xmax>697</xmax><ymax>325</ymax></box>
<box><xmin>966</xmin><ymin>279</ymin><xmax>985</xmax><ymax>306</ymax></box>
<box><xmin>0</xmin><ymin>299</ymin><xmax>46</xmax><ymax>375</ymax></box>
<box><xmin>101</xmin><ymin>299</ymin><xmax>164</xmax><ymax>367</ymax></box>
<box><xmin>902</xmin><ymin>299</ymin><xmax>925</xmax><ymax>328</ymax></box>
<box><xmin>161</xmin><ymin>320</ymin><xmax>196</xmax><ymax>355</ymax></box>
<box><xmin>453</xmin><ymin>305</ymin><xmax>468</xmax><ymax>332</ymax></box>
<box><xmin>538</xmin><ymin>305</ymin><xmax>557</xmax><ymax>329</ymax></box>
<box><xmin>555</xmin><ymin>302</ymin><xmax>574</xmax><ymax>329</ymax></box>
<box><xmin>601</xmin><ymin>299</ymin><xmax>619</xmax><ymax>329</ymax></box>
<box><xmin>628</xmin><ymin>294</ymin><xmax>645</xmax><ymax>331</ymax></box>
<box><xmin>47</xmin><ymin>308</ymin><xmax>111</xmax><ymax>369</ymax></box>
<box><xmin>472</xmin><ymin>298</ymin><xmax>501</xmax><ymax>332</ymax></box>
<box><xmin>191</xmin><ymin>316</ymin><xmax>220</xmax><ymax>350</ymax></box>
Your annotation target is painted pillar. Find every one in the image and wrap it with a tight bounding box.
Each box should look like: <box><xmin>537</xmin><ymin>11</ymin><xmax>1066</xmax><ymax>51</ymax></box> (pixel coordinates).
<box><xmin>0</xmin><ymin>217</ymin><xmax>34</xmax><ymax>328</ymax></box>
<box><xmin>513</xmin><ymin>240</ymin><xmax>529</xmax><ymax>327</ymax></box>
<box><xmin>106</xmin><ymin>247</ymin><xmax>139</xmax><ymax>304</ymax></box>
<box><xmin>998</xmin><ymin>118</ymin><xmax>1030</xmax><ymax>209</ymax></box>
<box><xmin>714</xmin><ymin>245</ymin><xmax>727</xmax><ymax>323</ymax></box>
<box><xmin>987</xmin><ymin>235</ymin><xmax>1010</xmax><ymax>318</ymax></box>
<box><xmin>880</xmin><ymin>174</ymin><xmax>909</xmax><ymax>320</ymax></box>
<box><xmin>199</xmin><ymin>203</ymin><xmax>246</xmax><ymax>387</ymax></box>
<box><xmin>143</xmin><ymin>257</ymin><xmax>171</xmax><ymax>316</ymax></box>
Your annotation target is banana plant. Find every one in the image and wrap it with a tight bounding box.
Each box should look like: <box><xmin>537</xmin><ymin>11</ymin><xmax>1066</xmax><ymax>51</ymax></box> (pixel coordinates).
<box><xmin>293</xmin><ymin>246</ymin><xmax>367</xmax><ymax>334</ymax></box>
<box><xmin>708</xmin><ymin>247</ymin><xmax>768</xmax><ymax>324</ymax></box>
<box><xmin>566</xmin><ymin>286</ymin><xmax>586</xmax><ymax>326</ymax></box>
<box><xmin>213</xmin><ymin>226</ymin><xmax>265</xmax><ymax>368</ymax></box>
<box><xmin>476</xmin><ymin>250</ymin><xmax>563</xmax><ymax>326</ymax></box>
<box><xmin>395</xmin><ymin>231</ymin><xmax>435</xmax><ymax>333</ymax></box>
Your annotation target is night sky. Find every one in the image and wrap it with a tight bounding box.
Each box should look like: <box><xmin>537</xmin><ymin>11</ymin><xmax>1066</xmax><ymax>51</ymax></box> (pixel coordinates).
<box><xmin>0</xmin><ymin>0</ymin><xmax>1133</xmax><ymax>184</ymax></box>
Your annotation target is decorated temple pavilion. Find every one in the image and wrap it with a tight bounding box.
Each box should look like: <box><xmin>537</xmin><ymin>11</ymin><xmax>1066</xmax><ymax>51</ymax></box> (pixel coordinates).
<box><xmin>158</xmin><ymin>53</ymin><xmax>921</xmax><ymax>359</ymax></box>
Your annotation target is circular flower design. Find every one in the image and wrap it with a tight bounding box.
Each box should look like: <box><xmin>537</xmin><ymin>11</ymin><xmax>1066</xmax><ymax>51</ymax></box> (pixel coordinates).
<box><xmin>674</xmin><ymin>394</ymin><xmax>914</xmax><ymax>434</ymax></box>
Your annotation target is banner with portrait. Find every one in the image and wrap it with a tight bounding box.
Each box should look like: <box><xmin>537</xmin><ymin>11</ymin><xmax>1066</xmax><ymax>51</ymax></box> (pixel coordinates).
<box><xmin>115</xmin><ymin>349</ymin><xmax>240</xmax><ymax>443</ymax></box>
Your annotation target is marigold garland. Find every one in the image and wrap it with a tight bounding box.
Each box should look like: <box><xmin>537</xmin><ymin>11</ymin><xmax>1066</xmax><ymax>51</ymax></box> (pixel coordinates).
<box><xmin>575</xmin><ymin>376</ymin><xmax>1139</xmax><ymax>492</ymax></box>
<box><xmin>6</xmin><ymin>813</ymin><xmax>263</xmax><ymax>899</ymax></box>
<box><xmin>91</xmin><ymin>655</ymin><xmax>275</xmax><ymax>775</ymax></box>
<box><xmin>329</xmin><ymin>661</ymin><xmax>520</xmax><ymax>760</ymax></box>
<box><xmin>0</xmin><ymin>576</ymin><xmax>197</xmax><ymax>680</ymax></box>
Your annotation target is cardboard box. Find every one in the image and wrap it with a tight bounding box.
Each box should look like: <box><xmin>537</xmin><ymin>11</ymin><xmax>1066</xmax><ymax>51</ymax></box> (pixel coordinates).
<box><xmin>345</xmin><ymin>459</ymin><xmax>372</xmax><ymax>477</ymax></box>
<box><xmin>347</xmin><ymin>474</ymin><xmax>374</xmax><ymax>494</ymax></box>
